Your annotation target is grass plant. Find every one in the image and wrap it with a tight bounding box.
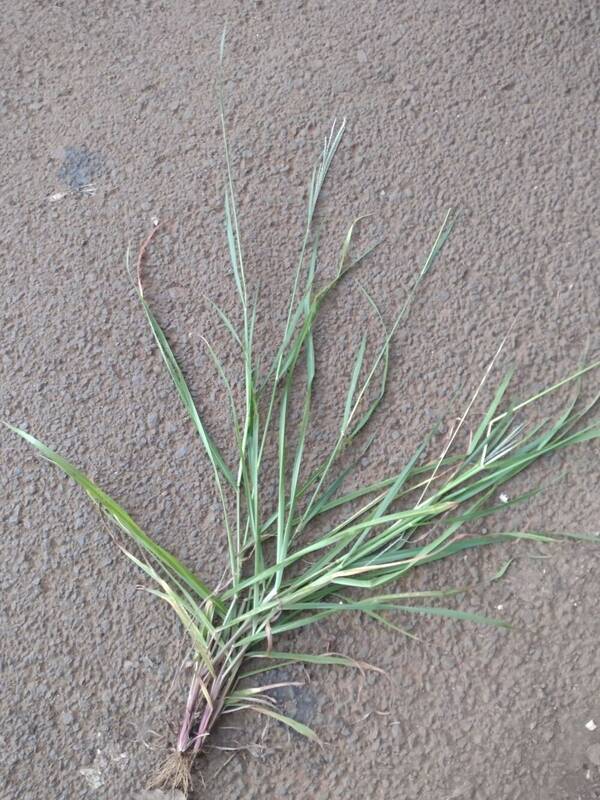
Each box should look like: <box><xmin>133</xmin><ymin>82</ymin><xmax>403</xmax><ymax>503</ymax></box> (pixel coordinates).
<box><xmin>7</xmin><ymin>40</ymin><xmax>600</xmax><ymax>795</ymax></box>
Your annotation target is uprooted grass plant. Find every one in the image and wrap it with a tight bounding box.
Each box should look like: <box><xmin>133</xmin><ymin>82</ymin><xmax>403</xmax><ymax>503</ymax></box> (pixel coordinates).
<box><xmin>7</xmin><ymin>58</ymin><xmax>600</xmax><ymax>796</ymax></box>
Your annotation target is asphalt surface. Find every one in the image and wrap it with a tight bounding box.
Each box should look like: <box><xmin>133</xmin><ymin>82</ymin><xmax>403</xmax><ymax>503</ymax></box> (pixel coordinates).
<box><xmin>2</xmin><ymin>2</ymin><xmax>600</xmax><ymax>799</ymax></box>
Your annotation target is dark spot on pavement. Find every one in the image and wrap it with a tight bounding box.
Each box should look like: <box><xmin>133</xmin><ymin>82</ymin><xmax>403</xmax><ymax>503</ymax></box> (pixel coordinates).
<box><xmin>57</xmin><ymin>146</ymin><xmax>103</xmax><ymax>190</ymax></box>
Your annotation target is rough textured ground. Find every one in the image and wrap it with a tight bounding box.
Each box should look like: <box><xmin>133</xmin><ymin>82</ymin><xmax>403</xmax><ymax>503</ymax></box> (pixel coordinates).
<box><xmin>2</xmin><ymin>2</ymin><xmax>600</xmax><ymax>799</ymax></box>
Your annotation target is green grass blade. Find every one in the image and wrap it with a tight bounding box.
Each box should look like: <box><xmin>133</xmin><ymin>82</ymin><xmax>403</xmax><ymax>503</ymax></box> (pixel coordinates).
<box><xmin>138</xmin><ymin>297</ymin><xmax>235</xmax><ymax>487</ymax></box>
<box><xmin>468</xmin><ymin>367</ymin><xmax>515</xmax><ymax>456</ymax></box>
<box><xmin>228</xmin><ymin>701</ymin><xmax>321</xmax><ymax>742</ymax></box>
<box><xmin>203</xmin><ymin>294</ymin><xmax>243</xmax><ymax>347</ymax></box>
<box><xmin>342</xmin><ymin>334</ymin><xmax>367</xmax><ymax>428</ymax></box>
<box><xmin>6</xmin><ymin>424</ymin><xmax>225</xmax><ymax>615</ymax></box>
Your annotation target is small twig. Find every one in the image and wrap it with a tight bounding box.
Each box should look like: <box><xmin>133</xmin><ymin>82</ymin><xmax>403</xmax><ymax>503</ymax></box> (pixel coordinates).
<box><xmin>417</xmin><ymin>328</ymin><xmax>514</xmax><ymax>506</ymax></box>
<box><xmin>211</xmin><ymin>752</ymin><xmax>236</xmax><ymax>780</ymax></box>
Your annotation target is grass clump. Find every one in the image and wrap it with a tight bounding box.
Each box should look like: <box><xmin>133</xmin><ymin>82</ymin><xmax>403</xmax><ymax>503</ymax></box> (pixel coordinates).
<box><xmin>7</xmin><ymin>42</ymin><xmax>600</xmax><ymax>796</ymax></box>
